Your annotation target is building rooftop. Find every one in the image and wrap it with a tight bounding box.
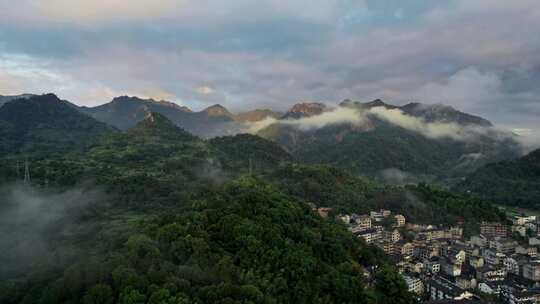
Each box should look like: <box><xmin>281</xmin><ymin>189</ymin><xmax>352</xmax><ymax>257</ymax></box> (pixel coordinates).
<box><xmin>427</xmin><ymin>277</ymin><xmax>467</xmax><ymax>297</ymax></box>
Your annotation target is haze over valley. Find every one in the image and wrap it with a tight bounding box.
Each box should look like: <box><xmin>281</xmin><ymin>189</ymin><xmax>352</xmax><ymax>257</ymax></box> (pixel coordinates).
<box><xmin>1</xmin><ymin>1</ymin><xmax>540</xmax><ymax>303</ymax></box>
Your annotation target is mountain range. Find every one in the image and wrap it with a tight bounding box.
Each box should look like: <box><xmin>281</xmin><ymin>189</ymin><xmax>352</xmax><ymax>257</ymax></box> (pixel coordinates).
<box><xmin>79</xmin><ymin>96</ymin><xmax>236</xmax><ymax>137</ymax></box>
<box><xmin>0</xmin><ymin>94</ymin><xmax>113</xmax><ymax>155</ymax></box>
<box><xmin>0</xmin><ymin>92</ymin><xmax>521</xmax><ymax>303</ymax></box>
<box><xmin>257</xmin><ymin>99</ymin><xmax>520</xmax><ymax>182</ymax></box>
<box><xmin>0</xmin><ymin>94</ymin><xmax>34</xmax><ymax>107</ymax></box>
<box><xmin>0</xmin><ymin>93</ymin><xmax>523</xmax><ymax>183</ymax></box>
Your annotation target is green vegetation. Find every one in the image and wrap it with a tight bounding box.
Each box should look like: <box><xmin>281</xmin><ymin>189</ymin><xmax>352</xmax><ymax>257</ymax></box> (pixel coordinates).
<box><xmin>266</xmin><ymin>164</ymin><xmax>506</xmax><ymax>235</ymax></box>
<box><xmin>258</xmin><ymin>118</ymin><xmax>519</xmax><ymax>181</ymax></box>
<box><xmin>456</xmin><ymin>148</ymin><xmax>540</xmax><ymax>210</ymax></box>
<box><xmin>0</xmin><ymin>94</ymin><xmax>114</xmax><ymax>156</ymax></box>
<box><xmin>209</xmin><ymin>134</ymin><xmax>292</xmax><ymax>172</ymax></box>
<box><xmin>0</xmin><ymin>100</ymin><xmax>412</xmax><ymax>303</ymax></box>
<box><xmin>0</xmin><ymin>96</ymin><xmax>511</xmax><ymax>303</ymax></box>
<box><xmin>0</xmin><ymin>178</ymin><xmax>415</xmax><ymax>304</ymax></box>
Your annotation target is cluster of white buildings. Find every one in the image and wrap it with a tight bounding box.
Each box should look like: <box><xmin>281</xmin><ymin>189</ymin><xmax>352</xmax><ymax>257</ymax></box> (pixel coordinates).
<box><xmin>337</xmin><ymin>210</ymin><xmax>540</xmax><ymax>303</ymax></box>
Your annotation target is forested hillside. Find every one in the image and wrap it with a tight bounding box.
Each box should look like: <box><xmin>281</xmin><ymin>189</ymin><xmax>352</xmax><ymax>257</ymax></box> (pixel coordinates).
<box><xmin>456</xmin><ymin>148</ymin><xmax>540</xmax><ymax>209</ymax></box>
<box><xmin>0</xmin><ymin>177</ymin><xmax>416</xmax><ymax>304</ymax></box>
<box><xmin>0</xmin><ymin>94</ymin><xmax>113</xmax><ymax>155</ymax></box>
<box><xmin>266</xmin><ymin>164</ymin><xmax>505</xmax><ymax>235</ymax></box>
<box><xmin>258</xmin><ymin>101</ymin><xmax>520</xmax><ymax>182</ymax></box>
<box><xmin>0</xmin><ymin>95</ymin><xmax>511</xmax><ymax>303</ymax></box>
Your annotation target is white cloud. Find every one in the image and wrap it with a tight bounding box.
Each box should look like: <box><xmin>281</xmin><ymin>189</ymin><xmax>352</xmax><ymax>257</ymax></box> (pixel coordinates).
<box><xmin>284</xmin><ymin>106</ymin><xmax>367</xmax><ymax>131</ymax></box>
<box><xmin>195</xmin><ymin>85</ymin><xmax>215</xmax><ymax>95</ymax></box>
<box><xmin>248</xmin><ymin>103</ymin><xmax>499</xmax><ymax>143</ymax></box>
<box><xmin>247</xmin><ymin>106</ymin><xmax>368</xmax><ymax>133</ymax></box>
<box><xmin>0</xmin><ymin>0</ymin><xmax>539</xmax><ymax>134</ymax></box>
<box><xmin>412</xmin><ymin>67</ymin><xmax>503</xmax><ymax>112</ymax></box>
<box><xmin>0</xmin><ymin>0</ymin><xmax>344</xmax><ymax>26</ymax></box>
<box><xmin>511</xmin><ymin>128</ymin><xmax>540</xmax><ymax>153</ymax></box>
<box><xmin>368</xmin><ymin>106</ymin><xmax>479</xmax><ymax>140</ymax></box>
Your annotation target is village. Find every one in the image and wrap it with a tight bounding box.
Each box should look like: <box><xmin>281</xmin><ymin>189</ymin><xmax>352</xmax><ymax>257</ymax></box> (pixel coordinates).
<box><xmin>322</xmin><ymin>207</ymin><xmax>540</xmax><ymax>303</ymax></box>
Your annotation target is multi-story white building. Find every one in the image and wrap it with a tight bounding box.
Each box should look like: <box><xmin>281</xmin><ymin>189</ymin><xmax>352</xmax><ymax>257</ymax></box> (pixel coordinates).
<box><xmin>356</xmin><ymin>228</ymin><xmax>381</xmax><ymax>244</ymax></box>
<box><xmin>469</xmin><ymin>256</ymin><xmax>485</xmax><ymax>269</ymax></box>
<box><xmin>424</xmin><ymin>257</ymin><xmax>441</xmax><ymax>274</ymax></box>
<box><xmin>523</xmin><ymin>261</ymin><xmax>540</xmax><ymax>281</ymax></box>
<box><xmin>369</xmin><ymin>209</ymin><xmax>391</xmax><ymax>222</ymax></box>
<box><xmin>383</xmin><ymin>229</ymin><xmax>401</xmax><ymax>243</ymax></box>
<box><xmin>426</xmin><ymin>277</ymin><xmax>473</xmax><ymax>301</ymax></box>
<box><xmin>503</xmin><ymin>257</ymin><xmax>520</xmax><ymax>275</ymax></box>
<box><xmin>441</xmin><ymin>257</ymin><xmax>462</xmax><ymax>277</ymax></box>
<box><xmin>513</xmin><ymin>215</ymin><xmax>536</xmax><ymax>226</ymax></box>
<box><xmin>481</xmin><ymin>221</ymin><xmax>508</xmax><ymax>238</ymax></box>
<box><xmin>516</xmin><ymin>245</ymin><xmax>537</xmax><ymax>257</ymax></box>
<box><xmin>478</xmin><ymin>281</ymin><xmax>502</xmax><ymax>295</ymax></box>
<box><xmin>375</xmin><ymin>241</ymin><xmax>394</xmax><ymax>254</ymax></box>
<box><xmin>471</xmin><ymin>235</ymin><xmax>488</xmax><ymax>248</ymax></box>
<box><xmin>483</xmin><ymin>248</ymin><xmax>506</xmax><ymax>265</ymax></box>
<box><xmin>394</xmin><ymin>214</ymin><xmax>406</xmax><ymax>227</ymax></box>
<box><xmin>490</xmin><ymin>237</ymin><xmax>518</xmax><ymax>255</ymax></box>
<box><xmin>352</xmin><ymin>214</ymin><xmax>372</xmax><ymax>230</ymax></box>
<box><xmin>395</xmin><ymin>241</ymin><xmax>414</xmax><ymax>258</ymax></box>
<box><xmin>476</xmin><ymin>265</ymin><xmax>507</xmax><ymax>282</ymax></box>
<box><xmin>403</xmin><ymin>275</ymin><xmax>424</xmax><ymax>295</ymax></box>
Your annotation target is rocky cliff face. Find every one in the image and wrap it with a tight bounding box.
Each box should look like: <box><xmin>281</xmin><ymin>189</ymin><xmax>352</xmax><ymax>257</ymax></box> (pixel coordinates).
<box><xmin>282</xmin><ymin>102</ymin><xmax>327</xmax><ymax>119</ymax></box>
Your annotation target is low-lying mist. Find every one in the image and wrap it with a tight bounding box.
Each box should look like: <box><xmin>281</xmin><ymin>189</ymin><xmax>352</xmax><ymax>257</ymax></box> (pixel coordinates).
<box><xmin>0</xmin><ymin>183</ymin><xmax>107</xmax><ymax>280</ymax></box>
<box><xmin>244</xmin><ymin>104</ymin><xmax>529</xmax><ymax>149</ymax></box>
<box><xmin>377</xmin><ymin>168</ymin><xmax>436</xmax><ymax>185</ymax></box>
<box><xmin>247</xmin><ymin>106</ymin><xmax>368</xmax><ymax>133</ymax></box>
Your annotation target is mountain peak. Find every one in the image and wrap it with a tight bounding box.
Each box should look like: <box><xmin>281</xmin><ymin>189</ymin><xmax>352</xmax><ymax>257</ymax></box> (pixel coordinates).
<box><xmin>110</xmin><ymin>96</ymin><xmax>192</xmax><ymax>112</ymax></box>
<box><xmin>362</xmin><ymin>99</ymin><xmax>398</xmax><ymax>109</ymax></box>
<box><xmin>0</xmin><ymin>93</ymin><xmax>112</xmax><ymax>154</ymax></box>
<box><xmin>283</xmin><ymin>102</ymin><xmax>326</xmax><ymax>119</ymax></box>
<box><xmin>32</xmin><ymin>93</ymin><xmax>61</xmax><ymax>102</ymax></box>
<box><xmin>3</xmin><ymin>93</ymin><xmax>70</xmax><ymax>110</ymax></box>
<box><xmin>130</xmin><ymin>111</ymin><xmax>196</xmax><ymax>141</ymax></box>
<box><xmin>401</xmin><ymin>102</ymin><xmax>492</xmax><ymax>127</ymax></box>
<box><xmin>111</xmin><ymin>95</ymin><xmax>137</xmax><ymax>103</ymax></box>
<box><xmin>202</xmin><ymin>104</ymin><xmax>233</xmax><ymax>117</ymax></box>
<box><xmin>339</xmin><ymin>99</ymin><xmax>398</xmax><ymax>110</ymax></box>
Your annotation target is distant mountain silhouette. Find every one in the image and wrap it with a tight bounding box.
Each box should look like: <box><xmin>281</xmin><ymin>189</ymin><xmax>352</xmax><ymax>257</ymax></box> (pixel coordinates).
<box><xmin>0</xmin><ymin>94</ymin><xmax>113</xmax><ymax>155</ymax></box>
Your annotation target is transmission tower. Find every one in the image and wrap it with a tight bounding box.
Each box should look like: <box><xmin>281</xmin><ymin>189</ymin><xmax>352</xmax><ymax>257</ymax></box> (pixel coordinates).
<box><xmin>23</xmin><ymin>160</ymin><xmax>31</xmax><ymax>185</ymax></box>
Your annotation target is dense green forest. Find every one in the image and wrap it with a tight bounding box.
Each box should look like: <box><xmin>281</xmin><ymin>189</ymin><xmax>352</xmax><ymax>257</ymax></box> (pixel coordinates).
<box><xmin>266</xmin><ymin>164</ymin><xmax>506</xmax><ymax>235</ymax></box>
<box><xmin>258</xmin><ymin>110</ymin><xmax>520</xmax><ymax>182</ymax></box>
<box><xmin>0</xmin><ymin>178</ymin><xmax>415</xmax><ymax>304</ymax></box>
<box><xmin>456</xmin><ymin>148</ymin><xmax>540</xmax><ymax>209</ymax></box>
<box><xmin>0</xmin><ymin>95</ymin><xmax>510</xmax><ymax>303</ymax></box>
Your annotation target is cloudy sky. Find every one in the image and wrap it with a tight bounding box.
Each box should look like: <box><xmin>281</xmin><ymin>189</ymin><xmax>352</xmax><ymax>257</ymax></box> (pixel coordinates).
<box><xmin>0</xmin><ymin>0</ymin><xmax>539</xmax><ymax>133</ymax></box>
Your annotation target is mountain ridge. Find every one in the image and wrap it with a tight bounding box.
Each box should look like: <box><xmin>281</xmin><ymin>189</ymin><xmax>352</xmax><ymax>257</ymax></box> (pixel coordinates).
<box><xmin>0</xmin><ymin>94</ymin><xmax>35</xmax><ymax>108</ymax></box>
<box><xmin>1</xmin><ymin>92</ymin><xmax>522</xmax><ymax>184</ymax></box>
<box><xmin>0</xmin><ymin>93</ymin><xmax>114</xmax><ymax>155</ymax></box>
<box><xmin>257</xmin><ymin>99</ymin><xmax>519</xmax><ymax>182</ymax></box>
<box><xmin>282</xmin><ymin>102</ymin><xmax>327</xmax><ymax>119</ymax></box>
<box><xmin>456</xmin><ymin>148</ymin><xmax>540</xmax><ymax>209</ymax></box>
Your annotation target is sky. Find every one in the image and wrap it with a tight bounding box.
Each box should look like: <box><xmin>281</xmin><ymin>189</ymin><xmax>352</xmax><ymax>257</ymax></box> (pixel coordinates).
<box><xmin>0</xmin><ymin>0</ymin><xmax>539</xmax><ymax>135</ymax></box>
